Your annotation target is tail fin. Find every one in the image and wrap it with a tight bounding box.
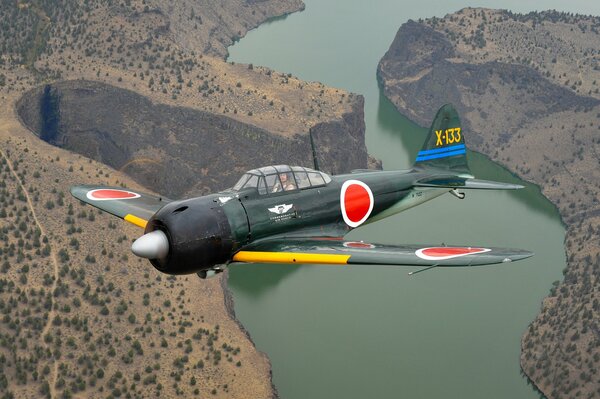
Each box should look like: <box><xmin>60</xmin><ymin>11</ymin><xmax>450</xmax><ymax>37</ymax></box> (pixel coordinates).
<box><xmin>414</xmin><ymin>104</ymin><xmax>470</xmax><ymax>175</ymax></box>
<box><xmin>412</xmin><ymin>104</ymin><xmax>524</xmax><ymax>190</ymax></box>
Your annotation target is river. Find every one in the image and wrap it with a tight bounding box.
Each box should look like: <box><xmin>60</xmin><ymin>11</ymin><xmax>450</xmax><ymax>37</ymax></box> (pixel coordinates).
<box><xmin>226</xmin><ymin>1</ymin><xmax>600</xmax><ymax>398</ymax></box>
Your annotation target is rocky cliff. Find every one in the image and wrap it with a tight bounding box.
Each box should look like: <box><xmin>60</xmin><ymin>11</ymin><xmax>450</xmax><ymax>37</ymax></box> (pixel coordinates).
<box><xmin>16</xmin><ymin>80</ymin><xmax>367</xmax><ymax>199</ymax></box>
<box><xmin>0</xmin><ymin>0</ymin><xmax>375</xmax><ymax>397</ymax></box>
<box><xmin>0</xmin><ymin>93</ymin><xmax>282</xmax><ymax>399</ymax></box>
<box><xmin>379</xmin><ymin>8</ymin><xmax>600</xmax><ymax>399</ymax></box>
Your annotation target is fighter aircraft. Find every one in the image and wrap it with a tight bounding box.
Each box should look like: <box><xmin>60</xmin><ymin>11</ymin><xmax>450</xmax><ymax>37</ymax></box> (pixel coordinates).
<box><xmin>71</xmin><ymin>104</ymin><xmax>533</xmax><ymax>278</ymax></box>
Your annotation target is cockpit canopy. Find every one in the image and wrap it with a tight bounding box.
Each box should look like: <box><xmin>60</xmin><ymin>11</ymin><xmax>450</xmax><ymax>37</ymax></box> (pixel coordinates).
<box><xmin>232</xmin><ymin>165</ymin><xmax>332</xmax><ymax>195</ymax></box>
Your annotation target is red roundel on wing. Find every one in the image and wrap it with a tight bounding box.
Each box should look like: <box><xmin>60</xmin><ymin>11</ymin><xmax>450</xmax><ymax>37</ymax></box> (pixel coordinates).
<box><xmin>422</xmin><ymin>247</ymin><xmax>486</xmax><ymax>258</ymax></box>
<box><xmin>344</xmin><ymin>184</ymin><xmax>371</xmax><ymax>223</ymax></box>
<box><xmin>88</xmin><ymin>189</ymin><xmax>139</xmax><ymax>200</ymax></box>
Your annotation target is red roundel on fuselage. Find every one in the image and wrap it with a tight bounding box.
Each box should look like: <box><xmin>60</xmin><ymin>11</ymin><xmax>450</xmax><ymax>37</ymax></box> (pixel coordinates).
<box><xmin>340</xmin><ymin>180</ymin><xmax>374</xmax><ymax>228</ymax></box>
<box><xmin>86</xmin><ymin>189</ymin><xmax>140</xmax><ymax>201</ymax></box>
<box><xmin>345</xmin><ymin>184</ymin><xmax>371</xmax><ymax>223</ymax></box>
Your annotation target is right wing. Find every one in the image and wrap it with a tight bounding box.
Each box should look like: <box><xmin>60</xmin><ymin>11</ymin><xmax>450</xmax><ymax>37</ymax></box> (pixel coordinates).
<box><xmin>70</xmin><ymin>185</ymin><xmax>170</xmax><ymax>229</ymax></box>
<box><xmin>232</xmin><ymin>238</ymin><xmax>533</xmax><ymax>267</ymax></box>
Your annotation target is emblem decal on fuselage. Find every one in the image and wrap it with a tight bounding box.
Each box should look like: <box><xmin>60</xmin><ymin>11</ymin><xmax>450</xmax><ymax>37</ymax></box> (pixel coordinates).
<box><xmin>340</xmin><ymin>180</ymin><xmax>374</xmax><ymax>228</ymax></box>
<box><xmin>268</xmin><ymin>204</ymin><xmax>295</xmax><ymax>223</ymax></box>
<box><xmin>268</xmin><ymin>204</ymin><xmax>293</xmax><ymax>215</ymax></box>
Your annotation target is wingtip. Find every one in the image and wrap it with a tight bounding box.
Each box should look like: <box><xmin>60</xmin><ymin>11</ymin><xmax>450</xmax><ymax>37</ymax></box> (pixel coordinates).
<box><xmin>523</xmin><ymin>251</ymin><xmax>535</xmax><ymax>259</ymax></box>
<box><xmin>69</xmin><ymin>185</ymin><xmax>86</xmax><ymax>200</ymax></box>
<box><xmin>510</xmin><ymin>250</ymin><xmax>534</xmax><ymax>262</ymax></box>
<box><xmin>502</xmin><ymin>183</ymin><xmax>525</xmax><ymax>190</ymax></box>
<box><xmin>70</xmin><ymin>185</ymin><xmax>82</xmax><ymax>195</ymax></box>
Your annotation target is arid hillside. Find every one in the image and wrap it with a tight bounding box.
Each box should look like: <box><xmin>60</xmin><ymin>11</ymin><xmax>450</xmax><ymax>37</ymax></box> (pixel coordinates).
<box><xmin>378</xmin><ymin>8</ymin><xmax>600</xmax><ymax>399</ymax></box>
<box><xmin>0</xmin><ymin>0</ymin><xmax>375</xmax><ymax>398</ymax></box>
<box><xmin>2</xmin><ymin>0</ymin><xmax>303</xmax><ymax>65</ymax></box>
<box><xmin>0</xmin><ymin>95</ymin><xmax>277</xmax><ymax>398</ymax></box>
<box><xmin>1</xmin><ymin>0</ymin><xmax>358</xmax><ymax>139</ymax></box>
<box><xmin>16</xmin><ymin>80</ymin><xmax>366</xmax><ymax>198</ymax></box>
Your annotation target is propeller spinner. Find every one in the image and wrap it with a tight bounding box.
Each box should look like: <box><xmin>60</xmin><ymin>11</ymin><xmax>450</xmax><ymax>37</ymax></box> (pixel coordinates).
<box><xmin>131</xmin><ymin>230</ymin><xmax>169</xmax><ymax>259</ymax></box>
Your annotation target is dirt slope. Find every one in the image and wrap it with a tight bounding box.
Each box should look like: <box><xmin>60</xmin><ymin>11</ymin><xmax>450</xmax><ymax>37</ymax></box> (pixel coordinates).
<box><xmin>378</xmin><ymin>8</ymin><xmax>600</xmax><ymax>399</ymax></box>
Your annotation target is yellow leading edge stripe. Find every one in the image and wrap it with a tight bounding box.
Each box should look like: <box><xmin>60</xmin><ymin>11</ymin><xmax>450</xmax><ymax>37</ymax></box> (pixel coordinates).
<box><xmin>233</xmin><ymin>251</ymin><xmax>350</xmax><ymax>265</ymax></box>
<box><xmin>124</xmin><ymin>214</ymin><xmax>148</xmax><ymax>229</ymax></box>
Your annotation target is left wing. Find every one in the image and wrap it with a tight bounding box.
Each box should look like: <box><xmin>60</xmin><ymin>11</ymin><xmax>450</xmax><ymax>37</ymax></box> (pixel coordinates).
<box><xmin>232</xmin><ymin>238</ymin><xmax>533</xmax><ymax>267</ymax></box>
<box><xmin>70</xmin><ymin>185</ymin><xmax>170</xmax><ymax>229</ymax></box>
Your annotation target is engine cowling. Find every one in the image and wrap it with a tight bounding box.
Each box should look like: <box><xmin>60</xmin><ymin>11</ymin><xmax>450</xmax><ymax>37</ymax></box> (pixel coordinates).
<box><xmin>140</xmin><ymin>195</ymin><xmax>234</xmax><ymax>275</ymax></box>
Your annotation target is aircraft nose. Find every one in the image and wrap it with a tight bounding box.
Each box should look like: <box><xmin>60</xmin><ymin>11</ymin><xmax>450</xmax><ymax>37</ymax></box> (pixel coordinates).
<box><xmin>132</xmin><ymin>230</ymin><xmax>169</xmax><ymax>259</ymax></box>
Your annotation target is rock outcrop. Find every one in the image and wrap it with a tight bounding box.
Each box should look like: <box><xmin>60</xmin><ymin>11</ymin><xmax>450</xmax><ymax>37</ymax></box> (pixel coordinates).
<box><xmin>17</xmin><ymin>80</ymin><xmax>368</xmax><ymax>199</ymax></box>
<box><xmin>378</xmin><ymin>8</ymin><xmax>600</xmax><ymax>399</ymax></box>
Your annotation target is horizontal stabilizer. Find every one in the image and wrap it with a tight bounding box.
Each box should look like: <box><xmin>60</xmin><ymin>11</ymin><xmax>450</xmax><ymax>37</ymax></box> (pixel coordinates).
<box><xmin>233</xmin><ymin>238</ymin><xmax>533</xmax><ymax>267</ymax></box>
<box><xmin>414</xmin><ymin>176</ymin><xmax>523</xmax><ymax>190</ymax></box>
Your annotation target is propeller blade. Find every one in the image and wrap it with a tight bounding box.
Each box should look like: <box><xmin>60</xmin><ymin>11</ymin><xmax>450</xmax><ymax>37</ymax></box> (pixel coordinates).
<box><xmin>131</xmin><ymin>230</ymin><xmax>169</xmax><ymax>259</ymax></box>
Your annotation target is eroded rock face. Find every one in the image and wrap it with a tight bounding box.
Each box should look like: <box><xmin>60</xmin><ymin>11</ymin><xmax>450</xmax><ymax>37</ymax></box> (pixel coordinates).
<box><xmin>0</xmin><ymin>95</ymin><xmax>281</xmax><ymax>399</ymax></box>
<box><xmin>378</xmin><ymin>9</ymin><xmax>600</xmax><ymax>399</ymax></box>
<box><xmin>17</xmin><ymin>80</ymin><xmax>368</xmax><ymax>198</ymax></box>
<box><xmin>378</xmin><ymin>20</ymin><xmax>598</xmax><ymax>147</ymax></box>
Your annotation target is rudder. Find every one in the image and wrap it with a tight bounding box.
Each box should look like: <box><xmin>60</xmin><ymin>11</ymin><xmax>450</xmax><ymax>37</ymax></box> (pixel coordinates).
<box><xmin>414</xmin><ymin>104</ymin><xmax>470</xmax><ymax>175</ymax></box>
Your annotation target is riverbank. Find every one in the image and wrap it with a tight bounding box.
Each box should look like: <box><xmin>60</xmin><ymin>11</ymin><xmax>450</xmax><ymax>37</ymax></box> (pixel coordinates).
<box><xmin>0</xmin><ymin>0</ymin><xmax>379</xmax><ymax>396</ymax></box>
<box><xmin>0</xmin><ymin>92</ymin><xmax>278</xmax><ymax>397</ymax></box>
<box><xmin>378</xmin><ymin>8</ymin><xmax>600</xmax><ymax>398</ymax></box>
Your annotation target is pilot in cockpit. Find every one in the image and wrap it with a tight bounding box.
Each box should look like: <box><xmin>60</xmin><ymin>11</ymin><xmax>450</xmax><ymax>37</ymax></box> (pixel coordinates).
<box><xmin>272</xmin><ymin>173</ymin><xmax>297</xmax><ymax>192</ymax></box>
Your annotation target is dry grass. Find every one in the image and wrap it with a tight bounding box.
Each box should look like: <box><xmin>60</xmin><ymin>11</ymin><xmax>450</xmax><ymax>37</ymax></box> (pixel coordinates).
<box><xmin>0</xmin><ymin>1</ymin><xmax>365</xmax><ymax>396</ymax></box>
<box><xmin>0</xmin><ymin>94</ymin><xmax>275</xmax><ymax>398</ymax></box>
<box><xmin>380</xmin><ymin>9</ymin><xmax>600</xmax><ymax>399</ymax></box>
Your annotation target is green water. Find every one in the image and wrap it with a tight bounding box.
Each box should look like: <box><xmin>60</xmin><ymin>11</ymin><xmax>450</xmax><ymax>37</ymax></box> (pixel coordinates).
<box><xmin>227</xmin><ymin>2</ymin><xmax>599</xmax><ymax>398</ymax></box>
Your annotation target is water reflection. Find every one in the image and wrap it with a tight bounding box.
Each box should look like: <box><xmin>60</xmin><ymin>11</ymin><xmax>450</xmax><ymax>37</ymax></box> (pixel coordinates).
<box><xmin>374</xmin><ymin>87</ymin><xmax>560</xmax><ymax>221</ymax></box>
<box><xmin>468</xmin><ymin>152</ymin><xmax>560</xmax><ymax>220</ymax></box>
<box><xmin>226</xmin><ymin>0</ymin><xmax>570</xmax><ymax>398</ymax></box>
<box><xmin>375</xmin><ymin>89</ymin><xmax>427</xmax><ymax>161</ymax></box>
<box><xmin>228</xmin><ymin>262</ymin><xmax>303</xmax><ymax>297</ymax></box>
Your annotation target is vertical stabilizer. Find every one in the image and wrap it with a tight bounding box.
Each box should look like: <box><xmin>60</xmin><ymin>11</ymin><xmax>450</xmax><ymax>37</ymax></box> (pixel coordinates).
<box><xmin>414</xmin><ymin>104</ymin><xmax>470</xmax><ymax>174</ymax></box>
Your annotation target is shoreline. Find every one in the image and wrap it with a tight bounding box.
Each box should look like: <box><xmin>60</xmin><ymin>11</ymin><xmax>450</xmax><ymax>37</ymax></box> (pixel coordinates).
<box><xmin>377</xmin><ymin>9</ymin><xmax>600</xmax><ymax>398</ymax></box>
<box><xmin>378</xmin><ymin>60</ymin><xmax>563</xmax><ymax>399</ymax></box>
<box><xmin>219</xmin><ymin>3</ymin><xmax>306</xmax><ymax>397</ymax></box>
<box><xmin>220</xmin><ymin>270</ymin><xmax>281</xmax><ymax>399</ymax></box>
<box><xmin>223</xmin><ymin>2</ymin><xmax>306</xmax><ymax>62</ymax></box>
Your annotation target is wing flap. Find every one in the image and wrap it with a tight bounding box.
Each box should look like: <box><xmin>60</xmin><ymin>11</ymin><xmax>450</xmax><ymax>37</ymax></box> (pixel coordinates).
<box><xmin>70</xmin><ymin>185</ymin><xmax>170</xmax><ymax>228</ymax></box>
<box><xmin>233</xmin><ymin>238</ymin><xmax>533</xmax><ymax>267</ymax></box>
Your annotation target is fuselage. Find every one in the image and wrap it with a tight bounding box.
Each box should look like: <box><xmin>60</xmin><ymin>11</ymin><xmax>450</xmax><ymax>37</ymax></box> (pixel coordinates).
<box><xmin>76</xmin><ymin>103</ymin><xmax>532</xmax><ymax>277</ymax></box>
<box><xmin>226</xmin><ymin>169</ymin><xmax>446</xmax><ymax>245</ymax></box>
<box><xmin>143</xmin><ymin>167</ymin><xmax>449</xmax><ymax>274</ymax></box>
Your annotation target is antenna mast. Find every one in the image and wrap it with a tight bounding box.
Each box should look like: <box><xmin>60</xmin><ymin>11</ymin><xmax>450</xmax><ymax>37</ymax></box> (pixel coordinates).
<box><xmin>309</xmin><ymin>129</ymin><xmax>320</xmax><ymax>171</ymax></box>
